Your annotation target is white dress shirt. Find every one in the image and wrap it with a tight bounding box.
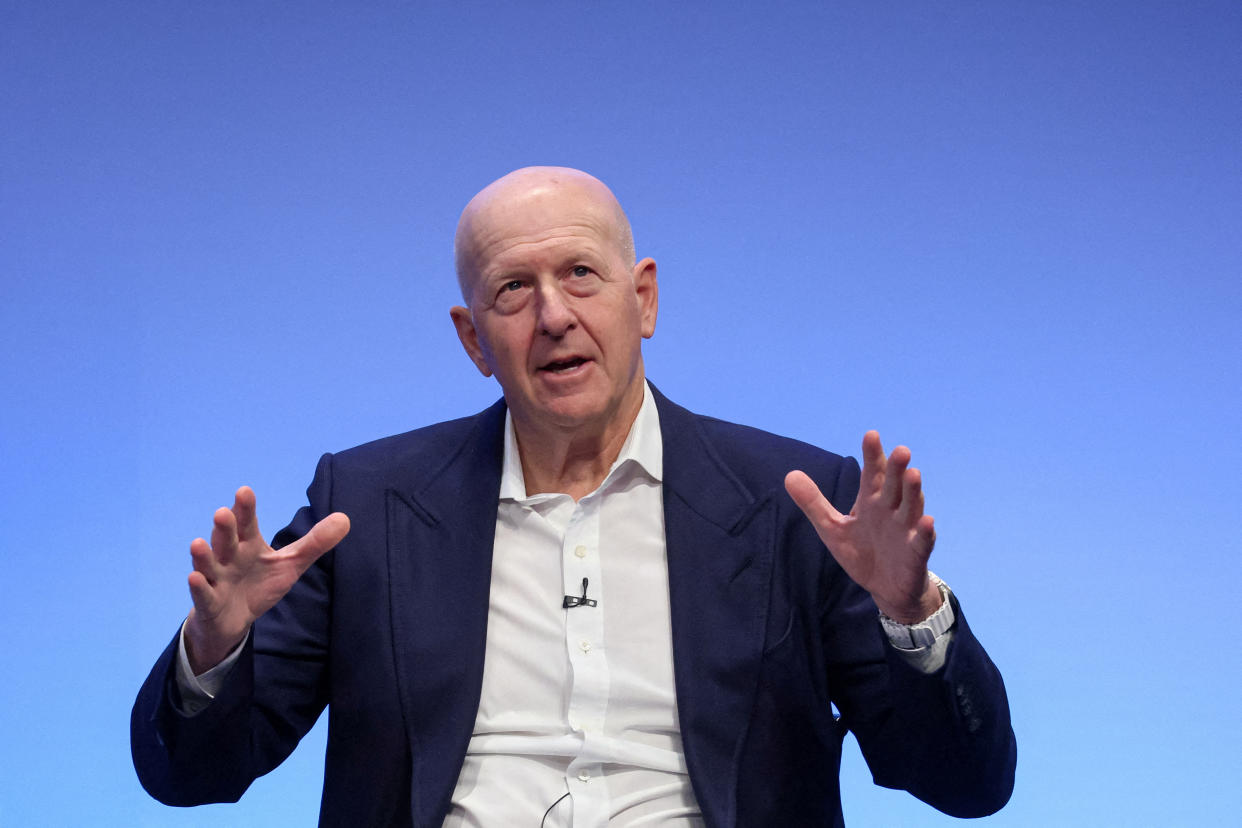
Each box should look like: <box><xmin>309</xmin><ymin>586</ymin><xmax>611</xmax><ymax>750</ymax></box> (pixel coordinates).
<box><xmin>443</xmin><ymin>383</ymin><xmax>704</xmax><ymax>827</ymax></box>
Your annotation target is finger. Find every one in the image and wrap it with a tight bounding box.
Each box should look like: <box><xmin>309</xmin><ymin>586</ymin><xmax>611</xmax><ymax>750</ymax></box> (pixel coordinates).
<box><xmin>210</xmin><ymin>506</ymin><xmax>239</xmax><ymax>566</ymax></box>
<box><xmin>187</xmin><ymin>569</ymin><xmax>217</xmax><ymax>614</ymax></box>
<box><xmin>859</xmin><ymin>431</ymin><xmax>887</xmax><ymax>499</ymax></box>
<box><xmin>189</xmin><ymin>536</ymin><xmax>220</xmax><ymax>585</ymax></box>
<box><xmin>284</xmin><ymin>512</ymin><xmax>351</xmax><ymax>571</ymax></box>
<box><xmin>784</xmin><ymin>471</ymin><xmax>844</xmax><ymax>538</ymax></box>
<box><xmin>896</xmin><ymin>465</ymin><xmax>924</xmax><ymax>525</ymax></box>
<box><xmin>882</xmin><ymin>445</ymin><xmax>911</xmax><ymax>509</ymax></box>
<box><xmin>232</xmin><ymin>486</ymin><xmax>260</xmax><ymax>543</ymax></box>
<box><xmin>915</xmin><ymin>514</ymin><xmax>936</xmax><ymax>559</ymax></box>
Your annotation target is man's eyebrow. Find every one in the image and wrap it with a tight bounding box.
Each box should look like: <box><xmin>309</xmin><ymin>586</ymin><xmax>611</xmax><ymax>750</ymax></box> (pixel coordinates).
<box><xmin>479</xmin><ymin>265</ymin><xmax>525</xmax><ymax>282</ymax></box>
<box><xmin>479</xmin><ymin>242</ymin><xmax>608</xmax><ymax>280</ymax></box>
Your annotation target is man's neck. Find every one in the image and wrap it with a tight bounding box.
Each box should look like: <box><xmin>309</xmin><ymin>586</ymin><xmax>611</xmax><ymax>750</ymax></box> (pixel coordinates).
<box><xmin>512</xmin><ymin>384</ymin><xmax>645</xmax><ymax>501</ymax></box>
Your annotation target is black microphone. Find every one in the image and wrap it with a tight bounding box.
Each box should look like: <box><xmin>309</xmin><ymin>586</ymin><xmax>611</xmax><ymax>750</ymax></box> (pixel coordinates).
<box><xmin>562</xmin><ymin>577</ymin><xmax>597</xmax><ymax>609</ymax></box>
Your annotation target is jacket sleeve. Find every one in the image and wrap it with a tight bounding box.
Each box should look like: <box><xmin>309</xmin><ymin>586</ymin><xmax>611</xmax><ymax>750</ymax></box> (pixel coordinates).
<box><xmin>819</xmin><ymin>459</ymin><xmax>1017</xmax><ymax>818</ymax></box>
<box><xmin>130</xmin><ymin>453</ymin><xmax>338</xmax><ymax>805</ymax></box>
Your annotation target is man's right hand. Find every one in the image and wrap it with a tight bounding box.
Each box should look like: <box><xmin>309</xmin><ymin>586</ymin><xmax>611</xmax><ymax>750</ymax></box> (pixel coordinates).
<box><xmin>184</xmin><ymin>486</ymin><xmax>350</xmax><ymax>675</ymax></box>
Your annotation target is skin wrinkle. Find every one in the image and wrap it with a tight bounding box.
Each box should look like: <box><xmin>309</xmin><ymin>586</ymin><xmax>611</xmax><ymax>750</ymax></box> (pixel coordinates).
<box><xmin>455</xmin><ymin>168</ymin><xmax>636</xmax><ymax>300</ymax></box>
<box><xmin>472</xmin><ymin>228</ymin><xmax>613</xmax><ymax>312</ymax></box>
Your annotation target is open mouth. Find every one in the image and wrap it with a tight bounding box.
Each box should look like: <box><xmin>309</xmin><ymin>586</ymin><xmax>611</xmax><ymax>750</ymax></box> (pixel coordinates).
<box><xmin>540</xmin><ymin>357</ymin><xmax>589</xmax><ymax>374</ymax></box>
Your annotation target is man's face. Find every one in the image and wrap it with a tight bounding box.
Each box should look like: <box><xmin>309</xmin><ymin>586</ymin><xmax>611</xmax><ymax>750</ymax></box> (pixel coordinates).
<box><xmin>450</xmin><ymin>176</ymin><xmax>657</xmax><ymax>437</ymax></box>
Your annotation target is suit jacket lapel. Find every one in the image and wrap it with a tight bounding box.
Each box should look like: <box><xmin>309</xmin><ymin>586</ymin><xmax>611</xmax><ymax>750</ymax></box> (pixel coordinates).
<box><xmin>385</xmin><ymin>400</ymin><xmax>506</xmax><ymax>828</ymax></box>
<box><xmin>654</xmin><ymin>387</ymin><xmax>775</xmax><ymax>828</ymax></box>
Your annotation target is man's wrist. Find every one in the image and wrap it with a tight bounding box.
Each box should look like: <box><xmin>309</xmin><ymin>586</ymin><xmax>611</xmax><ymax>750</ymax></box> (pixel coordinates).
<box><xmin>175</xmin><ymin>618</ymin><xmax>247</xmax><ymax>715</ymax></box>
<box><xmin>874</xmin><ymin>571</ymin><xmax>944</xmax><ymax>624</ymax></box>
<box><xmin>879</xmin><ymin>573</ymin><xmax>954</xmax><ymax>650</ymax></box>
<box><xmin>184</xmin><ymin>611</ymin><xmax>250</xmax><ymax>676</ymax></box>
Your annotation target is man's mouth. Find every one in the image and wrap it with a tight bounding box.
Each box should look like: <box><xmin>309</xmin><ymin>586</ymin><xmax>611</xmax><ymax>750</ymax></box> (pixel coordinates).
<box><xmin>539</xmin><ymin>357</ymin><xmax>589</xmax><ymax>374</ymax></box>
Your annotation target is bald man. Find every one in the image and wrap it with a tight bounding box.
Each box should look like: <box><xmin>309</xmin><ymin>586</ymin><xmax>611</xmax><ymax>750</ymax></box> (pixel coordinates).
<box><xmin>133</xmin><ymin>168</ymin><xmax>1015</xmax><ymax>826</ymax></box>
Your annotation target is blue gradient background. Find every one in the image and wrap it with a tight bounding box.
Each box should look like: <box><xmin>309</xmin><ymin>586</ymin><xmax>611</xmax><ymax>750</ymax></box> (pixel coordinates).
<box><xmin>3</xmin><ymin>2</ymin><xmax>1239</xmax><ymax>825</ymax></box>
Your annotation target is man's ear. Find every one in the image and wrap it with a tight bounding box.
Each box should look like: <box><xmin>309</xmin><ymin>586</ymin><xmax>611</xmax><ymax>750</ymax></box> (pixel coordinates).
<box><xmin>632</xmin><ymin>257</ymin><xmax>658</xmax><ymax>339</ymax></box>
<box><xmin>449</xmin><ymin>306</ymin><xmax>494</xmax><ymax>377</ymax></box>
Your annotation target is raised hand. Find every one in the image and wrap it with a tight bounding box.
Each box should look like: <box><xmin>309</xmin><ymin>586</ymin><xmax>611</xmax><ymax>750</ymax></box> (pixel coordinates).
<box><xmin>184</xmin><ymin>486</ymin><xmax>350</xmax><ymax>674</ymax></box>
<box><xmin>785</xmin><ymin>431</ymin><xmax>941</xmax><ymax>624</ymax></box>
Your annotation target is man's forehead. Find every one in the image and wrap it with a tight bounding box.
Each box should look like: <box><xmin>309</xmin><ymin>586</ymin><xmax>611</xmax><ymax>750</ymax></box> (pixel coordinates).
<box><xmin>474</xmin><ymin>222</ymin><xmax>613</xmax><ymax>275</ymax></box>
<box><xmin>455</xmin><ymin>166</ymin><xmax>634</xmax><ymax>298</ymax></box>
<box><xmin>460</xmin><ymin>171</ymin><xmax>619</xmax><ymax>247</ymax></box>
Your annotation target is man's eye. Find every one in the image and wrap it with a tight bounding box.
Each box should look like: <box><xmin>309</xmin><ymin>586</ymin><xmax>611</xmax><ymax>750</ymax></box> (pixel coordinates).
<box><xmin>571</xmin><ymin>266</ymin><xmax>592</xmax><ymax>278</ymax></box>
<box><xmin>501</xmin><ymin>280</ymin><xmax>523</xmax><ymax>292</ymax></box>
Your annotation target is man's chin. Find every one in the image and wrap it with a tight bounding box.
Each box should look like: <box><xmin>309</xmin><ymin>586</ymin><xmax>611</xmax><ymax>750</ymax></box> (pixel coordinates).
<box><xmin>537</xmin><ymin>397</ymin><xmax>609</xmax><ymax>429</ymax></box>
<box><xmin>509</xmin><ymin>374</ymin><xmax>644</xmax><ymax>437</ymax></box>
<box><xmin>513</xmin><ymin>389</ymin><xmax>618</xmax><ymax>435</ymax></box>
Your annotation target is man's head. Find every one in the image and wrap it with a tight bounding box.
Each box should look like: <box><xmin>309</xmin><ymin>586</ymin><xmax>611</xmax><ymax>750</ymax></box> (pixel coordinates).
<box><xmin>449</xmin><ymin>166</ymin><xmax>658</xmax><ymax>439</ymax></box>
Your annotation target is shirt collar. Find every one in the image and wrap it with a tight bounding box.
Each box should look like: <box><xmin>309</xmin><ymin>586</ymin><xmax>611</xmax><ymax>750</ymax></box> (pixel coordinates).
<box><xmin>499</xmin><ymin>381</ymin><xmax>663</xmax><ymax>501</ymax></box>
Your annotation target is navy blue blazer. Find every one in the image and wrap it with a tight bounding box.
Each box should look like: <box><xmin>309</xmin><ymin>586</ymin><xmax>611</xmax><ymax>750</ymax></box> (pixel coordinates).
<box><xmin>133</xmin><ymin>387</ymin><xmax>1015</xmax><ymax>826</ymax></box>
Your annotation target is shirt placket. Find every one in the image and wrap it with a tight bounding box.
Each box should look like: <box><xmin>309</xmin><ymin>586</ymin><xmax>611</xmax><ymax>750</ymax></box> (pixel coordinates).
<box><xmin>563</xmin><ymin>491</ymin><xmax>609</xmax><ymax>827</ymax></box>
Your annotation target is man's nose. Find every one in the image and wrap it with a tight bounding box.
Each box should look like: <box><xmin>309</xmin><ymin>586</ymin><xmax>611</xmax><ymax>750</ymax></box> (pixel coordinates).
<box><xmin>535</xmin><ymin>285</ymin><xmax>576</xmax><ymax>337</ymax></box>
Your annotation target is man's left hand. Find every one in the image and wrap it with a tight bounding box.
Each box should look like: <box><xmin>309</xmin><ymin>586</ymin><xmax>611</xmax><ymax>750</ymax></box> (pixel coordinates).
<box><xmin>785</xmin><ymin>430</ymin><xmax>942</xmax><ymax>624</ymax></box>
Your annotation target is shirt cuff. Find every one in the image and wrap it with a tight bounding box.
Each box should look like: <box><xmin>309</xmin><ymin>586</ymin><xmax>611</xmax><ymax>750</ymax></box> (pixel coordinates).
<box><xmin>889</xmin><ymin>628</ymin><xmax>954</xmax><ymax>673</ymax></box>
<box><xmin>173</xmin><ymin>618</ymin><xmax>246</xmax><ymax>716</ymax></box>
<box><xmin>878</xmin><ymin>573</ymin><xmax>955</xmax><ymax>672</ymax></box>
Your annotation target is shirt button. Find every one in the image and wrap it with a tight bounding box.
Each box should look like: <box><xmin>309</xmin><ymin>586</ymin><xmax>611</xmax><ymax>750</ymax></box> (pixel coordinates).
<box><xmin>579</xmin><ymin>639</ymin><xmax>592</xmax><ymax>653</ymax></box>
<box><xmin>577</xmin><ymin>770</ymin><xmax>591</xmax><ymax>782</ymax></box>
<box><xmin>574</xmin><ymin>545</ymin><xmax>587</xmax><ymax>558</ymax></box>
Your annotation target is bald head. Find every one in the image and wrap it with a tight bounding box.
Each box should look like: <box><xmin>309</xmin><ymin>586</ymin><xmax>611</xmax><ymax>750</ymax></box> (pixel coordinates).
<box><xmin>454</xmin><ymin>166</ymin><xmax>636</xmax><ymax>302</ymax></box>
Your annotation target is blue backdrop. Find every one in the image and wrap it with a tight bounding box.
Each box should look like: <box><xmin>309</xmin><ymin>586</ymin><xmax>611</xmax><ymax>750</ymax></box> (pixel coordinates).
<box><xmin>3</xmin><ymin>2</ymin><xmax>1239</xmax><ymax>825</ymax></box>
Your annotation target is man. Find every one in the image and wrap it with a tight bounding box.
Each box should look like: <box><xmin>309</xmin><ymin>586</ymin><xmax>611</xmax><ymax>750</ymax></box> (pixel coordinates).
<box><xmin>133</xmin><ymin>167</ymin><xmax>1016</xmax><ymax>826</ymax></box>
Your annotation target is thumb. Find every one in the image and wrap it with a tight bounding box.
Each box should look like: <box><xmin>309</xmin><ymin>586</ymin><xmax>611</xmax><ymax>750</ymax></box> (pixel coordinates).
<box><xmin>288</xmin><ymin>512</ymin><xmax>351</xmax><ymax>569</ymax></box>
<box><xmin>784</xmin><ymin>470</ymin><xmax>844</xmax><ymax>533</ymax></box>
